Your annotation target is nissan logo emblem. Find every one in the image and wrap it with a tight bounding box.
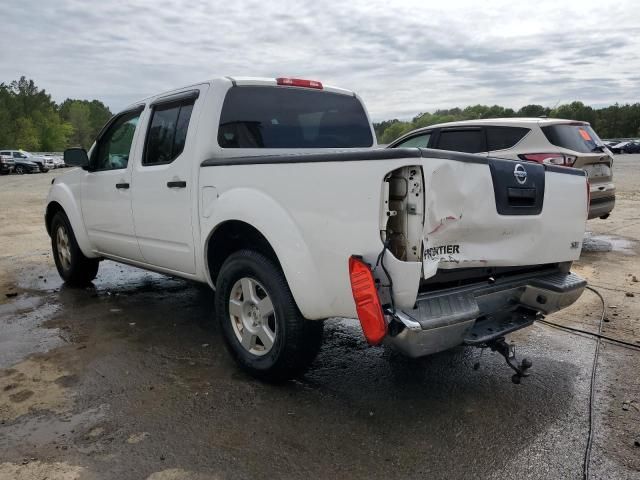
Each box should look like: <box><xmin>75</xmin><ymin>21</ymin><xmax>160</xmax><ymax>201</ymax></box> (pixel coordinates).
<box><xmin>514</xmin><ymin>163</ymin><xmax>528</xmax><ymax>185</ymax></box>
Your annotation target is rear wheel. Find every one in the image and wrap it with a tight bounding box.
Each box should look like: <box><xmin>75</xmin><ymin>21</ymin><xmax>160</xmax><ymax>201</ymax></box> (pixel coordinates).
<box><xmin>51</xmin><ymin>211</ymin><xmax>99</xmax><ymax>286</ymax></box>
<box><xmin>215</xmin><ymin>250</ymin><xmax>323</xmax><ymax>381</ymax></box>
<box><xmin>15</xmin><ymin>165</ymin><xmax>24</xmax><ymax>175</ymax></box>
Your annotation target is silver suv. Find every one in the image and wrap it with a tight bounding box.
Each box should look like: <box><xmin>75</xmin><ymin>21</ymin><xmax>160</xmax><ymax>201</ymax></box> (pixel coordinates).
<box><xmin>388</xmin><ymin>118</ymin><xmax>615</xmax><ymax>219</ymax></box>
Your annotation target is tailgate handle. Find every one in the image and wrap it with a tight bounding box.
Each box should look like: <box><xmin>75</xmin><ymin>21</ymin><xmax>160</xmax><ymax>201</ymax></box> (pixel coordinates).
<box><xmin>507</xmin><ymin>187</ymin><xmax>536</xmax><ymax>206</ymax></box>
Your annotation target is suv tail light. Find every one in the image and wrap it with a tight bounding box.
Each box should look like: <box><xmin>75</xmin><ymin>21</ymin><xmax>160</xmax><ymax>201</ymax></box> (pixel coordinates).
<box><xmin>518</xmin><ymin>153</ymin><xmax>577</xmax><ymax>167</ymax></box>
<box><xmin>276</xmin><ymin>77</ymin><xmax>323</xmax><ymax>89</ymax></box>
<box><xmin>348</xmin><ymin>256</ymin><xmax>387</xmax><ymax>345</ymax></box>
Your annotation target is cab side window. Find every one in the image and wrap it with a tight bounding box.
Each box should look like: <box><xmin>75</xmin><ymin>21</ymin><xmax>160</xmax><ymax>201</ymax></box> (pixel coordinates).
<box><xmin>396</xmin><ymin>133</ymin><xmax>431</xmax><ymax>148</ymax></box>
<box><xmin>143</xmin><ymin>100</ymin><xmax>194</xmax><ymax>166</ymax></box>
<box><xmin>92</xmin><ymin>111</ymin><xmax>141</xmax><ymax>171</ymax></box>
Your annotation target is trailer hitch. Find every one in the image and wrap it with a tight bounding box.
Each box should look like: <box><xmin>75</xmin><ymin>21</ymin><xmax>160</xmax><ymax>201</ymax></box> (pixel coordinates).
<box><xmin>487</xmin><ymin>337</ymin><xmax>532</xmax><ymax>384</ymax></box>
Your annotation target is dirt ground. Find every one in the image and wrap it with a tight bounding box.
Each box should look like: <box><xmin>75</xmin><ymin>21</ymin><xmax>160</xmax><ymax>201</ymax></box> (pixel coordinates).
<box><xmin>0</xmin><ymin>157</ymin><xmax>639</xmax><ymax>480</ymax></box>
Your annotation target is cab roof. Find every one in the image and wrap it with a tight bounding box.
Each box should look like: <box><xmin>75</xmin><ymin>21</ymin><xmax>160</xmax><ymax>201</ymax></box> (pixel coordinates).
<box><xmin>127</xmin><ymin>77</ymin><xmax>355</xmax><ymax>111</ymax></box>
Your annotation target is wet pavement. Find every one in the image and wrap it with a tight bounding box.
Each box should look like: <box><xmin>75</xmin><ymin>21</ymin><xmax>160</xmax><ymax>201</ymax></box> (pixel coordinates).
<box><xmin>0</xmin><ymin>259</ymin><xmax>632</xmax><ymax>480</ymax></box>
<box><xmin>1</xmin><ymin>157</ymin><xmax>640</xmax><ymax>479</ymax></box>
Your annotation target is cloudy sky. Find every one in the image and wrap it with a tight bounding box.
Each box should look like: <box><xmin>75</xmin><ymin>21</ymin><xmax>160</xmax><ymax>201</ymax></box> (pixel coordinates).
<box><xmin>1</xmin><ymin>0</ymin><xmax>639</xmax><ymax>120</ymax></box>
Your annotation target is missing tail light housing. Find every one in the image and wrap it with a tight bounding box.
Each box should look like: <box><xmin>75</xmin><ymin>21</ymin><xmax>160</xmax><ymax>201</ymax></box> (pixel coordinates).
<box><xmin>348</xmin><ymin>256</ymin><xmax>387</xmax><ymax>345</ymax></box>
<box><xmin>518</xmin><ymin>153</ymin><xmax>577</xmax><ymax>167</ymax></box>
<box><xmin>276</xmin><ymin>78</ymin><xmax>323</xmax><ymax>89</ymax></box>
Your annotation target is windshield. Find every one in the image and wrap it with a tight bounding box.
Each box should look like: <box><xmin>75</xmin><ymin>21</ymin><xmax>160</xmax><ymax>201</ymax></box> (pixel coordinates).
<box><xmin>218</xmin><ymin>86</ymin><xmax>373</xmax><ymax>148</ymax></box>
<box><xmin>541</xmin><ymin>124</ymin><xmax>605</xmax><ymax>153</ymax></box>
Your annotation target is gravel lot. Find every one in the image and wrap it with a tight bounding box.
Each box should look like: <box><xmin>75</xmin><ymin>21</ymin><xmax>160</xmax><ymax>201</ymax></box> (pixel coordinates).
<box><xmin>0</xmin><ymin>156</ymin><xmax>639</xmax><ymax>480</ymax></box>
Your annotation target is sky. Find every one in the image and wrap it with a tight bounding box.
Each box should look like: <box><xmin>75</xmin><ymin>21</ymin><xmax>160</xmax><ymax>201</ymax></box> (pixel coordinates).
<box><xmin>1</xmin><ymin>0</ymin><xmax>639</xmax><ymax>121</ymax></box>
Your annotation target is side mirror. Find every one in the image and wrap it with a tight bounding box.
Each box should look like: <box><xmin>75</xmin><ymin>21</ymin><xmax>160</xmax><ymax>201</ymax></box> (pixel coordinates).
<box><xmin>63</xmin><ymin>148</ymin><xmax>89</xmax><ymax>168</ymax></box>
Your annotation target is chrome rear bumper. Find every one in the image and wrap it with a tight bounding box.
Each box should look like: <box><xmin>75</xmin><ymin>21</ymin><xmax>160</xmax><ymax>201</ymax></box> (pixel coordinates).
<box><xmin>385</xmin><ymin>270</ymin><xmax>586</xmax><ymax>358</ymax></box>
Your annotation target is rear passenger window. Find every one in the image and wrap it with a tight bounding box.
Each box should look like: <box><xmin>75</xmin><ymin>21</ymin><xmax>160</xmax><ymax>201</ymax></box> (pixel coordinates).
<box><xmin>486</xmin><ymin>126</ymin><xmax>529</xmax><ymax>151</ymax></box>
<box><xmin>436</xmin><ymin>129</ymin><xmax>485</xmax><ymax>153</ymax></box>
<box><xmin>143</xmin><ymin>100</ymin><xmax>194</xmax><ymax>165</ymax></box>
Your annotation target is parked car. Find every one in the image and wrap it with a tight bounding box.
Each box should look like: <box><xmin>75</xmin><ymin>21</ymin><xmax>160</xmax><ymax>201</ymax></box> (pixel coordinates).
<box><xmin>0</xmin><ymin>152</ymin><xmax>15</xmax><ymax>174</ymax></box>
<box><xmin>46</xmin><ymin>77</ymin><xmax>588</xmax><ymax>382</ymax></box>
<box><xmin>0</xmin><ymin>150</ymin><xmax>51</xmax><ymax>172</ymax></box>
<box><xmin>609</xmin><ymin>141</ymin><xmax>630</xmax><ymax>154</ymax></box>
<box><xmin>43</xmin><ymin>153</ymin><xmax>65</xmax><ymax>168</ymax></box>
<box><xmin>622</xmin><ymin>141</ymin><xmax>640</xmax><ymax>154</ymax></box>
<box><xmin>12</xmin><ymin>157</ymin><xmax>41</xmax><ymax>174</ymax></box>
<box><xmin>388</xmin><ymin>118</ymin><xmax>615</xmax><ymax>219</ymax></box>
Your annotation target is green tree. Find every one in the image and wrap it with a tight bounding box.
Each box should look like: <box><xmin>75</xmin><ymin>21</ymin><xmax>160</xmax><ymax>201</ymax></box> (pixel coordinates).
<box><xmin>13</xmin><ymin>117</ymin><xmax>39</xmax><ymax>150</ymax></box>
<box><xmin>517</xmin><ymin>104</ymin><xmax>549</xmax><ymax>117</ymax></box>
<box><xmin>60</xmin><ymin>99</ymin><xmax>112</xmax><ymax>148</ymax></box>
<box><xmin>0</xmin><ymin>76</ymin><xmax>72</xmax><ymax>150</ymax></box>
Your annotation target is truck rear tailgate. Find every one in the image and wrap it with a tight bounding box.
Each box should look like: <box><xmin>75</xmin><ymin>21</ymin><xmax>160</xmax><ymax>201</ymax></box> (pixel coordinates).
<box><xmin>420</xmin><ymin>151</ymin><xmax>588</xmax><ymax>279</ymax></box>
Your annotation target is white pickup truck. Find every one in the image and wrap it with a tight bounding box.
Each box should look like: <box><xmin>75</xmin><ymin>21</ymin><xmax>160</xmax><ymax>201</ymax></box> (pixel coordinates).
<box><xmin>46</xmin><ymin>77</ymin><xmax>588</xmax><ymax>382</ymax></box>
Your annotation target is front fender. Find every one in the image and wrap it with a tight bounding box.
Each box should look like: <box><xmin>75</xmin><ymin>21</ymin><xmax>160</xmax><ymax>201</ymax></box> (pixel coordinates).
<box><xmin>47</xmin><ymin>181</ymin><xmax>97</xmax><ymax>258</ymax></box>
<box><xmin>202</xmin><ymin>187</ymin><xmax>330</xmax><ymax>320</ymax></box>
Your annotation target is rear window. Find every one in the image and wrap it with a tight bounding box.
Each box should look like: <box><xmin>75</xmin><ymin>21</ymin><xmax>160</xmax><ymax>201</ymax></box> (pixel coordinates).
<box><xmin>486</xmin><ymin>126</ymin><xmax>529</xmax><ymax>151</ymax></box>
<box><xmin>436</xmin><ymin>129</ymin><xmax>485</xmax><ymax>153</ymax></box>
<box><xmin>218</xmin><ymin>86</ymin><xmax>373</xmax><ymax>148</ymax></box>
<box><xmin>541</xmin><ymin>124</ymin><xmax>604</xmax><ymax>153</ymax></box>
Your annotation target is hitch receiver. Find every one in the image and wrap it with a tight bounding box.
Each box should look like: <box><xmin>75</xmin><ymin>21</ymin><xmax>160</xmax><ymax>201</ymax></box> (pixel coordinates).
<box><xmin>487</xmin><ymin>337</ymin><xmax>533</xmax><ymax>384</ymax></box>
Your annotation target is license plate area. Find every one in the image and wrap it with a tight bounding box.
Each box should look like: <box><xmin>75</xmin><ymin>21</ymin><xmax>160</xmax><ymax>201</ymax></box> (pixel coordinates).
<box><xmin>584</xmin><ymin>163</ymin><xmax>611</xmax><ymax>178</ymax></box>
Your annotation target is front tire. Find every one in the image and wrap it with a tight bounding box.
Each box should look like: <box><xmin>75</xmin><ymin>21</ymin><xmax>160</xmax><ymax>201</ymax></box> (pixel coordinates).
<box><xmin>15</xmin><ymin>165</ymin><xmax>24</xmax><ymax>175</ymax></box>
<box><xmin>215</xmin><ymin>250</ymin><xmax>323</xmax><ymax>382</ymax></box>
<box><xmin>51</xmin><ymin>211</ymin><xmax>99</xmax><ymax>286</ymax></box>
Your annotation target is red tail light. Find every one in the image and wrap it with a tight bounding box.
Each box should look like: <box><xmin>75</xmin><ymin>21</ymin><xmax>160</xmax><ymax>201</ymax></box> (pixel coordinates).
<box><xmin>348</xmin><ymin>256</ymin><xmax>387</xmax><ymax>345</ymax></box>
<box><xmin>276</xmin><ymin>77</ymin><xmax>323</xmax><ymax>89</ymax></box>
<box><xmin>518</xmin><ymin>153</ymin><xmax>577</xmax><ymax>167</ymax></box>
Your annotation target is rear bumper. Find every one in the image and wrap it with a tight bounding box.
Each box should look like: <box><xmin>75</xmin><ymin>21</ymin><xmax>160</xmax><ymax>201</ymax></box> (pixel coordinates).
<box><xmin>384</xmin><ymin>270</ymin><xmax>586</xmax><ymax>358</ymax></box>
<box><xmin>588</xmin><ymin>194</ymin><xmax>615</xmax><ymax>219</ymax></box>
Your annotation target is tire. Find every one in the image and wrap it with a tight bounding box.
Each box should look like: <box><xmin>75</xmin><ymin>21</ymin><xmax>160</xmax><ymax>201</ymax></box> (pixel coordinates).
<box><xmin>15</xmin><ymin>165</ymin><xmax>24</xmax><ymax>175</ymax></box>
<box><xmin>51</xmin><ymin>211</ymin><xmax>99</xmax><ymax>286</ymax></box>
<box><xmin>215</xmin><ymin>249</ymin><xmax>323</xmax><ymax>382</ymax></box>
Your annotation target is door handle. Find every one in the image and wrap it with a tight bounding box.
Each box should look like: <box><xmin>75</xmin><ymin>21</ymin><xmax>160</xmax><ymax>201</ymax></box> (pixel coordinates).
<box><xmin>167</xmin><ymin>180</ymin><xmax>187</xmax><ymax>188</ymax></box>
<box><xmin>116</xmin><ymin>182</ymin><xmax>130</xmax><ymax>189</ymax></box>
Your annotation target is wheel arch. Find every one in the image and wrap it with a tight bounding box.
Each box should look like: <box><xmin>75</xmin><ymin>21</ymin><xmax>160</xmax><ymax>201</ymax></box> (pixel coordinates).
<box><xmin>45</xmin><ymin>184</ymin><xmax>97</xmax><ymax>258</ymax></box>
<box><xmin>205</xmin><ymin>220</ymin><xmax>283</xmax><ymax>288</ymax></box>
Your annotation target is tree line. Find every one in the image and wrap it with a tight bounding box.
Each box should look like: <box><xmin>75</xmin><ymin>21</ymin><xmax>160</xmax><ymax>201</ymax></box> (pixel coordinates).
<box><xmin>374</xmin><ymin>102</ymin><xmax>640</xmax><ymax>144</ymax></box>
<box><xmin>0</xmin><ymin>77</ymin><xmax>112</xmax><ymax>151</ymax></box>
<box><xmin>1</xmin><ymin>77</ymin><xmax>638</xmax><ymax>149</ymax></box>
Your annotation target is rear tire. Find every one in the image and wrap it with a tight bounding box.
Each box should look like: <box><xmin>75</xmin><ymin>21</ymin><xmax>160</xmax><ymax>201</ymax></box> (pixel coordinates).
<box><xmin>51</xmin><ymin>211</ymin><xmax>99</xmax><ymax>286</ymax></box>
<box><xmin>15</xmin><ymin>165</ymin><xmax>24</xmax><ymax>175</ymax></box>
<box><xmin>215</xmin><ymin>249</ymin><xmax>323</xmax><ymax>382</ymax></box>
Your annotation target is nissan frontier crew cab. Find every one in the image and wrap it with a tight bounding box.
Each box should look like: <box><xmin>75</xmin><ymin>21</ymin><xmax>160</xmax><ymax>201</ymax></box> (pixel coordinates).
<box><xmin>46</xmin><ymin>77</ymin><xmax>588</xmax><ymax>382</ymax></box>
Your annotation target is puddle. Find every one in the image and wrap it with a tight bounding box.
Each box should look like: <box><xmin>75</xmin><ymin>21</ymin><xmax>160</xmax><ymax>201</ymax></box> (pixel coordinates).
<box><xmin>582</xmin><ymin>233</ymin><xmax>637</xmax><ymax>255</ymax></box>
<box><xmin>0</xmin><ymin>296</ymin><xmax>63</xmax><ymax>369</ymax></box>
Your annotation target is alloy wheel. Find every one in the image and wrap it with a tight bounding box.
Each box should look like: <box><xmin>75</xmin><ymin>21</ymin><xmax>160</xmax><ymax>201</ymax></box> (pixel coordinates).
<box><xmin>228</xmin><ymin>277</ymin><xmax>277</xmax><ymax>356</ymax></box>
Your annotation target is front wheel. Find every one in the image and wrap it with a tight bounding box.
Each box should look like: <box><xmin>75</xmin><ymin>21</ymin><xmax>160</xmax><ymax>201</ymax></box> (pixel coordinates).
<box><xmin>215</xmin><ymin>250</ymin><xmax>323</xmax><ymax>382</ymax></box>
<box><xmin>15</xmin><ymin>165</ymin><xmax>24</xmax><ymax>175</ymax></box>
<box><xmin>51</xmin><ymin>211</ymin><xmax>100</xmax><ymax>286</ymax></box>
